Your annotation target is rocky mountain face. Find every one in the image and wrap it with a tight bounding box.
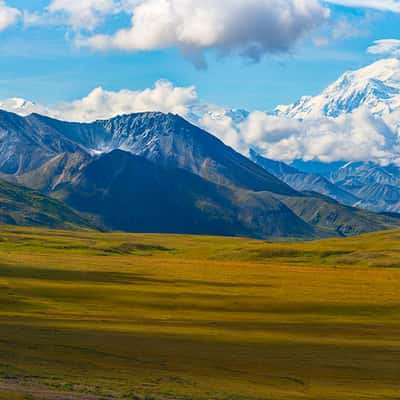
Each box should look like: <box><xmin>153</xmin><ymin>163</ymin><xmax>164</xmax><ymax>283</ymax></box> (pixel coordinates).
<box><xmin>0</xmin><ymin>111</ymin><xmax>87</xmax><ymax>175</ymax></box>
<box><xmin>250</xmin><ymin>150</ymin><xmax>359</xmax><ymax>206</ymax></box>
<box><xmin>252</xmin><ymin>151</ymin><xmax>400</xmax><ymax>214</ymax></box>
<box><xmin>328</xmin><ymin>162</ymin><xmax>400</xmax><ymax>213</ymax></box>
<box><xmin>19</xmin><ymin>112</ymin><xmax>296</xmax><ymax>195</ymax></box>
<box><xmin>0</xmin><ymin>109</ymin><xmax>399</xmax><ymax>239</ymax></box>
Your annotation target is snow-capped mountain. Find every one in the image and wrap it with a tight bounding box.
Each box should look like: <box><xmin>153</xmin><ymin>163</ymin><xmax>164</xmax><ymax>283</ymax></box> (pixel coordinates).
<box><xmin>0</xmin><ymin>97</ymin><xmax>50</xmax><ymax>117</ymax></box>
<box><xmin>275</xmin><ymin>58</ymin><xmax>400</xmax><ymax>131</ymax></box>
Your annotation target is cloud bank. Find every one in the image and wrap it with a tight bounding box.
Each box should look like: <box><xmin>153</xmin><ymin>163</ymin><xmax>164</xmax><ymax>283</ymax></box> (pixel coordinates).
<box><xmin>16</xmin><ymin>0</ymin><xmax>400</xmax><ymax>66</ymax></box>
<box><xmin>78</xmin><ymin>0</ymin><xmax>330</xmax><ymax>66</ymax></box>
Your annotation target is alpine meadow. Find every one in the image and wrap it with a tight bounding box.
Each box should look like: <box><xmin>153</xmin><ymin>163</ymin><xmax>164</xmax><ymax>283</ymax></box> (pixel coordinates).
<box><xmin>1</xmin><ymin>0</ymin><xmax>400</xmax><ymax>399</ymax></box>
<box><xmin>0</xmin><ymin>226</ymin><xmax>399</xmax><ymax>400</ymax></box>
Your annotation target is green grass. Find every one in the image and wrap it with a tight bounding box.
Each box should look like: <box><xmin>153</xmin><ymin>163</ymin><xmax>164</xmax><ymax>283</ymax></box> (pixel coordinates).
<box><xmin>0</xmin><ymin>179</ymin><xmax>94</xmax><ymax>230</ymax></box>
<box><xmin>0</xmin><ymin>226</ymin><xmax>399</xmax><ymax>399</ymax></box>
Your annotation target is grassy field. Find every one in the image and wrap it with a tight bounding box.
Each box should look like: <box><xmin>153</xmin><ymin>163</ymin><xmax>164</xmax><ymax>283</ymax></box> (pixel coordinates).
<box><xmin>0</xmin><ymin>226</ymin><xmax>399</xmax><ymax>400</ymax></box>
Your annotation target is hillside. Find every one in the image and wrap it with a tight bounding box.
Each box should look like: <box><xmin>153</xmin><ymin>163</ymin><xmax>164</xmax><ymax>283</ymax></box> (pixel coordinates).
<box><xmin>0</xmin><ymin>179</ymin><xmax>94</xmax><ymax>230</ymax></box>
<box><xmin>53</xmin><ymin>150</ymin><xmax>312</xmax><ymax>239</ymax></box>
<box><xmin>280</xmin><ymin>191</ymin><xmax>400</xmax><ymax>237</ymax></box>
<box><xmin>0</xmin><ymin>226</ymin><xmax>399</xmax><ymax>400</ymax></box>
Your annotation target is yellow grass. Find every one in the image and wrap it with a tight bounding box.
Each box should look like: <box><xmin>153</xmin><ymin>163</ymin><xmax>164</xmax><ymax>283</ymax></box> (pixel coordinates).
<box><xmin>0</xmin><ymin>226</ymin><xmax>399</xmax><ymax>399</ymax></box>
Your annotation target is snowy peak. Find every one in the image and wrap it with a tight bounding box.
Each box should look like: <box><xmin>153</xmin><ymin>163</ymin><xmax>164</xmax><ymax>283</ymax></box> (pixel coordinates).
<box><xmin>276</xmin><ymin>58</ymin><xmax>400</xmax><ymax>120</ymax></box>
<box><xmin>0</xmin><ymin>97</ymin><xmax>50</xmax><ymax>117</ymax></box>
<box><xmin>348</xmin><ymin>58</ymin><xmax>400</xmax><ymax>83</ymax></box>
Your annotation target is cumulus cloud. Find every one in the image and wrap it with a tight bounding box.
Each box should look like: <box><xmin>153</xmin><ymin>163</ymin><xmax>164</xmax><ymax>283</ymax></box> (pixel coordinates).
<box><xmin>200</xmin><ymin>111</ymin><xmax>247</xmax><ymax>152</ymax></box>
<box><xmin>196</xmin><ymin>107</ymin><xmax>400</xmax><ymax>164</ymax></box>
<box><xmin>55</xmin><ymin>80</ymin><xmax>198</xmax><ymax>121</ymax></box>
<box><xmin>0</xmin><ymin>81</ymin><xmax>198</xmax><ymax>122</ymax></box>
<box><xmin>238</xmin><ymin>108</ymin><xmax>399</xmax><ymax>163</ymax></box>
<box><xmin>368</xmin><ymin>39</ymin><xmax>400</xmax><ymax>57</ymax></box>
<box><xmin>0</xmin><ymin>1</ymin><xmax>20</xmax><ymax>31</ymax></box>
<box><xmin>78</xmin><ymin>0</ymin><xmax>330</xmax><ymax>66</ymax></box>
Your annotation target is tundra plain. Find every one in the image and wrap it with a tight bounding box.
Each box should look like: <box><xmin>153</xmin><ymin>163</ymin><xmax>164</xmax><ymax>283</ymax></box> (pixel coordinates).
<box><xmin>0</xmin><ymin>226</ymin><xmax>399</xmax><ymax>399</ymax></box>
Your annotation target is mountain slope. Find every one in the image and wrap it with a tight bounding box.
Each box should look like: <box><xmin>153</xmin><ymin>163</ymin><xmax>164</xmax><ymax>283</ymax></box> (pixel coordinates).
<box><xmin>275</xmin><ymin>58</ymin><xmax>400</xmax><ymax>122</ymax></box>
<box><xmin>0</xmin><ymin>179</ymin><xmax>94</xmax><ymax>229</ymax></box>
<box><xmin>54</xmin><ymin>150</ymin><xmax>312</xmax><ymax>239</ymax></box>
<box><xmin>13</xmin><ymin>151</ymin><xmax>92</xmax><ymax>194</ymax></box>
<box><xmin>329</xmin><ymin>161</ymin><xmax>400</xmax><ymax>212</ymax></box>
<box><xmin>31</xmin><ymin>112</ymin><xmax>296</xmax><ymax>195</ymax></box>
<box><xmin>279</xmin><ymin>192</ymin><xmax>400</xmax><ymax>237</ymax></box>
<box><xmin>250</xmin><ymin>150</ymin><xmax>359</xmax><ymax>206</ymax></box>
<box><xmin>250</xmin><ymin>151</ymin><xmax>400</xmax><ymax>235</ymax></box>
<box><xmin>0</xmin><ymin>110</ymin><xmax>87</xmax><ymax>175</ymax></box>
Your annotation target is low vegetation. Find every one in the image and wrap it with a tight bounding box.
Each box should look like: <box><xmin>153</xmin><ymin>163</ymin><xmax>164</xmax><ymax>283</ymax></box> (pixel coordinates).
<box><xmin>0</xmin><ymin>180</ymin><xmax>94</xmax><ymax>230</ymax></box>
<box><xmin>0</xmin><ymin>226</ymin><xmax>399</xmax><ymax>399</ymax></box>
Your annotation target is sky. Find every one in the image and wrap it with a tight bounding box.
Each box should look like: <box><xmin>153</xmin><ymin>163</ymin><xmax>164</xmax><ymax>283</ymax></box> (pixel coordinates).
<box><xmin>0</xmin><ymin>0</ymin><xmax>399</xmax><ymax>111</ymax></box>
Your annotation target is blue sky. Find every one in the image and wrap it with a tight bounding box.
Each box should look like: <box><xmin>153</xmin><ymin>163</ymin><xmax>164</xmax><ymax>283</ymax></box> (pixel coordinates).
<box><xmin>0</xmin><ymin>1</ymin><xmax>399</xmax><ymax>111</ymax></box>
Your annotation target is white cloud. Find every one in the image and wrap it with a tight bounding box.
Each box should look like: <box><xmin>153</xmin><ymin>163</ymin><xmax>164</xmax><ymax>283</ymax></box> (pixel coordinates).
<box><xmin>55</xmin><ymin>80</ymin><xmax>198</xmax><ymax>121</ymax></box>
<box><xmin>78</xmin><ymin>0</ymin><xmax>330</xmax><ymax>66</ymax></box>
<box><xmin>200</xmin><ymin>111</ymin><xmax>247</xmax><ymax>152</ymax></box>
<box><xmin>47</xmin><ymin>0</ymin><xmax>119</xmax><ymax>31</ymax></box>
<box><xmin>194</xmin><ymin>107</ymin><xmax>400</xmax><ymax>164</ymax></box>
<box><xmin>0</xmin><ymin>81</ymin><xmax>198</xmax><ymax>122</ymax></box>
<box><xmin>368</xmin><ymin>39</ymin><xmax>400</xmax><ymax>57</ymax></box>
<box><xmin>238</xmin><ymin>108</ymin><xmax>399</xmax><ymax>163</ymax></box>
<box><xmin>325</xmin><ymin>0</ymin><xmax>400</xmax><ymax>13</ymax></box>
<box><xmin>0</xmin><ymin>1</ymin><xmax>20</xmax><ymax>31</ymax></box>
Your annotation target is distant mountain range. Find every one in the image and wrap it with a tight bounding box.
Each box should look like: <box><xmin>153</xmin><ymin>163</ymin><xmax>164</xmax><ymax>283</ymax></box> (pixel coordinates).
<box><xmin>248</xmin><ymin>57</ymin><xmax>400</xmax><ymax>214</ymax></box>
<box><xmin>0</xmin><ymin>109</ymin><xmax>399</xmax><ymax>239</ymax></box>
<box><xmin>250</xmin><ymin>150</ymin><xmax>359</xmax><ymax>206</ymax></box>
<box><xmin>251</xmin><ymin>151</ymin><xmax>400</xmax><ymax>214</ymax></box>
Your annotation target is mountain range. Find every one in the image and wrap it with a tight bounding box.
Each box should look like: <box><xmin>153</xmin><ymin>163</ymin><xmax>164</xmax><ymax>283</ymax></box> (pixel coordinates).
<box><xmin>246</xmin><ymin>58</ymin><xmax>400</xmax><ymax>214</ymax></box>
<box><xmin>0</xmin><ymin>108</ymin><xmax>399</xmax><ymax>239</ymax></box>
<box><xmin>251</xmin><ymin>151</ymin><xmax>400</xmax><ymax>213</ymax></box>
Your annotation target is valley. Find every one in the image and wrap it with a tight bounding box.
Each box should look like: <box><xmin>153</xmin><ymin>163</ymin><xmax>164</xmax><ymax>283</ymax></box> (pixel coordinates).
<box><xmin>0</xmin><ymin>226</ymin><xmax>399</xmax><ymax>400</ymax></box>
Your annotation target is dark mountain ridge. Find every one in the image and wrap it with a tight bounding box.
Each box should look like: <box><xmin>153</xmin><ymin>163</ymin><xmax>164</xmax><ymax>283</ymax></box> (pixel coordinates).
<box><xmin>53</xmin><ymin>149</ymin><xmax>312</xmax><ymax>239</ymax></box>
